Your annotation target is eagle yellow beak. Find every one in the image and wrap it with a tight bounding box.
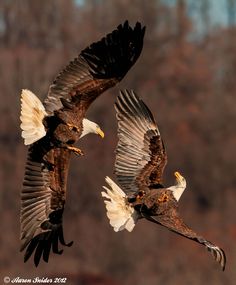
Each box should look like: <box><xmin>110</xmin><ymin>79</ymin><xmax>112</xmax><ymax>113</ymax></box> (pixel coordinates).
<box><xmin>96</xmin><ymin>127</ymin><xmax>105</xmax><ymax>138</ymax></box>
<box><xmin>174</xmin><ymin>171</ymin><xmax>183</xmax><ymax>181</ymax></box>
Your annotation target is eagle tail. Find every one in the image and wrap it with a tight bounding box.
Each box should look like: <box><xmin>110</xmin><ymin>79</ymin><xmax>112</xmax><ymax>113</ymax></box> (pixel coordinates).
<box><xmin>81</xmin><ymin>21</ymin><xmax>145</xmax><ymax>80</ymax></box>
<box><xmin>20</xmin><ymin>89</ymin><xmax>47</xmax><ymax>145</ymax></box>
<box><xmin>101</xmin><ymin>176</ymin><xmax>138</xmax><ymax>232</ymax></box>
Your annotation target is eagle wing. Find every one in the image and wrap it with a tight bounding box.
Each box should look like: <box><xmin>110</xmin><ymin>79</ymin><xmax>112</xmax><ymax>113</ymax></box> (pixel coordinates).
<box><xmin>114</xmin><ymin>90</ymin><xmax>167</xmax><ymax>196</ymax></box>
<box><xmin>20</xmin><ymin>21</ymin><xmax>145</xmax><ymax>266</ymax></box>
<box><xmin>43</xmin><ymin>21</ymin><xmax>145</xmax><ymax>116</ymax></box>
<box><xmin>20</xmin><ymin>141</ymin><xmax>73</xmax><ymax>267</ymax></box>
<box><xmin>143</xmin><ymin>204</ymin><xmax>226</xmax><ymax>271</ymax></box>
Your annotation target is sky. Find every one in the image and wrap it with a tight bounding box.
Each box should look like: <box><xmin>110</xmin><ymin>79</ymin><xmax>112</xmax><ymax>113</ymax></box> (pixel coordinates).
<box><xmin>164</xmin><ymin>0</ymin><xmax>230</xmax><ymax>27</ymax></box>
<box><xmin>76</xmin><ymin>0</ymin><xmax>232</xmax><ymax>30</ymax></box>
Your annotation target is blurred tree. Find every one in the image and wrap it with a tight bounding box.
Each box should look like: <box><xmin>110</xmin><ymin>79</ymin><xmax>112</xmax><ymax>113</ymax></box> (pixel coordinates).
<box><xmin>0</xmin><ymin>0</ymin><xmax>235</xmax><ymax>284</ymax></box>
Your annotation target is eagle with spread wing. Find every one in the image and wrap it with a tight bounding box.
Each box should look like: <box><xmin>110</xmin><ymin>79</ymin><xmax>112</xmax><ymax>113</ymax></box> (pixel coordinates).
<box><xmin>102</xmin><ymin>90</ymin><xmax>226</xmax><ymax>271</ymax></box>
<box><xmin>20</xmin><ymin>22</ymin><xmax>145</xmax><ymax>266</ymax></box>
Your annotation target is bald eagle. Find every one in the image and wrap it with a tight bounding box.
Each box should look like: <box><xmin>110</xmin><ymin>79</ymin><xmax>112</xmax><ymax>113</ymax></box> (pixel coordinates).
<box><xmin>102</xmin><ymin>90</ymin><xmax>226</xmax><ymax>271</ymax></box>
<box><xmin>20</xmin><ymin>22</ymin><xmax>145</xmax><ymax>266</ymax></box>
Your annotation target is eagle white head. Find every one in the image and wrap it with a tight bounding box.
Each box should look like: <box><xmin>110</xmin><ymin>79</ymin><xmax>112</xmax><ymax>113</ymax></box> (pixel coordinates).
<box><xmin>80</xmin><ymin>118</ymin><xmax>104</xmax><ymax>139</ymax></box>
<box><xmin>168</xmin><ymin>171</ymin><xmax>187</xmax><ymax>201</ymax></box>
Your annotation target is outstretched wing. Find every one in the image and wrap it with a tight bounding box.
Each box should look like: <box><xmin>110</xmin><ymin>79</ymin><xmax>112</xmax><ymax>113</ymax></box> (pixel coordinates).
<box><xmin>44</xmin><ymin>21</ymin><xmax>145</xmax><ymax>116</ymax></box>
<box><xmin>143</xmin><ymin>206</ymin><xmax>226</xmax><ymax>271</ymax></box>
<box><xmin>20</xmin><ymin>21</ymin><xmax>145</xmax><ymax>266</ymax></box>
<box><xmin>114</xmin><ymin>90</ymin><xmax>167</xmax><ymax>195</ymax></box>
<box><xmin>20</xmin><ymin>141</ymin><xmax>73</xmax><ymax>267</ymax></box>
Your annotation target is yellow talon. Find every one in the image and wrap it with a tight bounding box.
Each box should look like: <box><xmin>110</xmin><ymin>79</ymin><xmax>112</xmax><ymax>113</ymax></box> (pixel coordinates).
<box><xmin>158</xmin><ymin>193</ymin><xmax>169</xmax><ymax>203</ymax></box>
<box><xmin>67</xmin><ymin>123</ymin><xmax>79</xmax><ymax>132</ymax></box>
<box><xmin>66</xmin><ymin>146</ymin><xmax>84</xmax><ymax>156</ymax></box>
<box><xmin>136</xmin><ymin>190</ymin><xmax>145</xmax><ymax>202</ymax></box>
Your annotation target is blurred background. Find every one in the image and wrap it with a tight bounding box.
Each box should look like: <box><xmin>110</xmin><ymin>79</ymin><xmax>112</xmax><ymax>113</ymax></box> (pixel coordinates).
<box><xmin>0</xmin><ymin>0</ymin><xmax>236</xmax><ymax>284</ymax></box>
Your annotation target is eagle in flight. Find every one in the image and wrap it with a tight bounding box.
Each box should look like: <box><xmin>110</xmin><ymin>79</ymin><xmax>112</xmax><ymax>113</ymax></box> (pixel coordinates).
<box><xmin>102</xmin><ymin>90</ymin><xmax>226</xmax><ymax>271</ymax></box>
<box><xmin>20</xmin><ymin>22</ymin><xmax>145</xmax><ymax>266</ymax></box>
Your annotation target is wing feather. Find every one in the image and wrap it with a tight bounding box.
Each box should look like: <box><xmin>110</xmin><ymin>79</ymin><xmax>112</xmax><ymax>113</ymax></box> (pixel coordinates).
<box><xmin>114</xmin><ymin>90</ymin><xmax>167</xmax><ymax>195</ymax></box>
<box><xmin>44</xmin><ymin>21</ymin><xmax>145</xmax><ymax>115</ymax></box>
<box><xmin>144</xmin><ymin>207</ymin><xmax>226</xmax><ymax>271</ymax></box>
<box><xmin>20</xmin><ymin>145</ymin><xmax>72</xmax><ymax>266</ymax></box>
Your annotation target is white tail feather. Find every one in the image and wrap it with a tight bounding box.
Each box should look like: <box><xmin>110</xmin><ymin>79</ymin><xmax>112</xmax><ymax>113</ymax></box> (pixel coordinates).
<box><xmin>101</xmin><ymin>176</ymin><xmax>138</xmax><ymax>232</ymax></box>
<box><xmin>20</xmin><ymin>89</ymin><xmax>47</xmax><ymax>145</ymax></box>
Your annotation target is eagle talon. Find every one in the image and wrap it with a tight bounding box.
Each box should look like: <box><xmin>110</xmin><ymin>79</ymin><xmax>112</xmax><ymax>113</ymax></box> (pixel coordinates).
<box><xmin>66</xmin><ymin>146</ymin><xmax>84</xmax><ymax>156</ymax></box>
<box><xmin>67</xmin><ymin>123</ymin><xmax>79</xmax><ymax>132</ymax></box>
<box><xmin>158</xmin><ymin>193</ymin><xmax>169</xmax><ymax>203</ymax></box>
